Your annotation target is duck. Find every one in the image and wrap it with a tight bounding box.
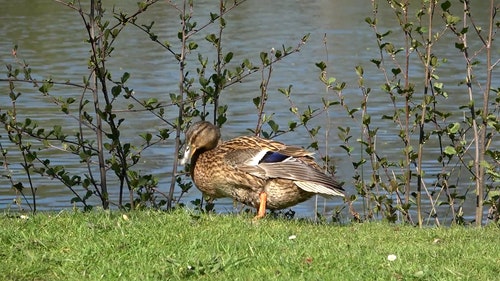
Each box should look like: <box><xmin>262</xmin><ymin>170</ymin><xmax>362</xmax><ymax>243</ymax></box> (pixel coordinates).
<box><xmin>180</xmin><ymin>121</ymin><xmax>345</xmax><ymax>219</ymax></box>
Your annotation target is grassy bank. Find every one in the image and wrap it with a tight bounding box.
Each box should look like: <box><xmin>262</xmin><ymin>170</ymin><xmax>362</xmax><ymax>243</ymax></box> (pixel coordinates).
<box><xmin>1</xmin><ymin>209</ymin><xmax>499</xmax><ymax>280</ymax></box>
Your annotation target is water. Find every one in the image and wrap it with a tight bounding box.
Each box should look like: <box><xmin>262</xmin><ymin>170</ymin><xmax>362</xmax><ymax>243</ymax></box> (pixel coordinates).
<box><xmin>0</xmin><ymin>0</ymin><xmax>498</xmax><ymax>223</ymax></box>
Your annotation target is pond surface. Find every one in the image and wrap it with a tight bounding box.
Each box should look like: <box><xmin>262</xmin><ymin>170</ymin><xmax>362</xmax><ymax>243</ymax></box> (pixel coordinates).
<box><xmin>0</xmin><ymin>0</ymin><xmax>497</xmax><ymax>223</ymax></box>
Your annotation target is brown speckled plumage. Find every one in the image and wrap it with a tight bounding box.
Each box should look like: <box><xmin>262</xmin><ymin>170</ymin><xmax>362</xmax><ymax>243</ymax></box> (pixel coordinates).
<box><xmin>181</xmin><ymin>121</ymin><xmax>344</xmax><ymax>216</ymax></box>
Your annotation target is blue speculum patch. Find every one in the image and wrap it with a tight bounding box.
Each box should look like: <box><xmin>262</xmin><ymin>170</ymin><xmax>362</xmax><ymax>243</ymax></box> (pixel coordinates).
<box><xmin>259</xmin><ymin>151</ymin><xmax>290</xmax><ymax>163</ymax></box>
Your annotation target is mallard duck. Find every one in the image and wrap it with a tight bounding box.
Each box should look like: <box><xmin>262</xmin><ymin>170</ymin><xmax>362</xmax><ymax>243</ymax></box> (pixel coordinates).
<box><xmin>180</xmin><ymin>121</ymin><xmax>344</xmax><ymax>219</ymax></box>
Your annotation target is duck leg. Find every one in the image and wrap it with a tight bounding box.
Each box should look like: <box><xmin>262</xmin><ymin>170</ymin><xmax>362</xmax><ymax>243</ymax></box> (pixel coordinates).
<box><xmin>254</xmin><ymin>192</ymin><xmax>267</xmax><ymax>219</ymax></box>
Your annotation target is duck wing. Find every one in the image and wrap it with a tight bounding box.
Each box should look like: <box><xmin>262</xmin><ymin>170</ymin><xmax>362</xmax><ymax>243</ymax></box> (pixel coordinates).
<box><xmin>225</xmin><ymin>147</ymin><xmax>344</xmax><ymax>197</ymax></box>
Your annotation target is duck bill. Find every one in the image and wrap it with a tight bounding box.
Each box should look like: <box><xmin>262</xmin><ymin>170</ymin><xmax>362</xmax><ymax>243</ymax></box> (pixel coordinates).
<box><xmin>179</xmin><ymin>146</ymin><xmax>192</xmax><ymax>166</ymax></box>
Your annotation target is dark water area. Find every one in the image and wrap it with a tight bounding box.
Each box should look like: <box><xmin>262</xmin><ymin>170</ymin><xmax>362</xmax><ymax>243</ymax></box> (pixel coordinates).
<box><xmin>0</xmin><ymin>0</ymin><xmax>498</xmax><ymax>224</ymax></box>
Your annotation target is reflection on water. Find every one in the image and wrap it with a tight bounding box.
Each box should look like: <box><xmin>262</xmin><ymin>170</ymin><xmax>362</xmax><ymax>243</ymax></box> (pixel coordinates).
<box><xmin>0</xmin><ymin>0</ymin><xmax>497</xmax><ymax>223</ymax></box>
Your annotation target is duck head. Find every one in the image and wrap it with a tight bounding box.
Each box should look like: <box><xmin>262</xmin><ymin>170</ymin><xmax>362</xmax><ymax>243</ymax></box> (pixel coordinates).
<box><xmin>180</xmin><ymin>121</ymin><xmax>221</xmax><ymax>165</ymax></box>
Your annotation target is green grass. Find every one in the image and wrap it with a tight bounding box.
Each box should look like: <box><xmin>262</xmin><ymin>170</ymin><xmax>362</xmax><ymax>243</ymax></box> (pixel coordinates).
<box><xmin>1</xmin><ymin>209</ymin><xmax>499</xmax><ymax>281</ymax></box>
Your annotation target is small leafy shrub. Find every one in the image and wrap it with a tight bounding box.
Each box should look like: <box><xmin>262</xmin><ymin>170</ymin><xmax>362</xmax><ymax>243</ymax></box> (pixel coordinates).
<box><xmin>0</xmin><ymin>0</ymin><xmax>497</xmax><ymax>227</ymax></box>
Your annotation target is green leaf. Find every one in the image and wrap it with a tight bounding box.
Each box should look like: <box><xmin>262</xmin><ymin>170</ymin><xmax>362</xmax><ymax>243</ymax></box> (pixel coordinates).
<box><xmin>252</xmin><ymin>97</ymin><xmax>260</xmax><ymax>108</ymax></box>
<box><xmin>112</xmin><ymin>86</ymin><xmax>121</xmax><ymax>98</ymax></box>
<box><xmin>362</xmin><ymin>113</ymin><xmax>371</xmax><ymax>125</ymax></box>
<box><xmin>38</xmin><ymin>80</ymin><xmax>54</xmax><ymax>95</ymax></box>
<box><xmin>445</xmin><ymin>13</ymin><xmax>461</xmax><ymax>25</ymax></box>
<box><xmin>448</xmin><ymin>122</ymin><xmax>460</xmax><ymax>134</ymax></box>
<box><xmin>25</xmin><ymin>152</ymin><xmax>36</xmax><ymax>162</ymax></box>
<box><xmin>140</xmin><ymin>133</ymin><xmax>152</xmax><ymax>144</ymax></box>
<box><xmin>268</xmin><ymin>120</ymin><xmax>279</xmax><ymax>133</ymax></box>
<box><xmin>430</xmin><ymin>55</ymin><xmax>438</xmax><ymax>67</ymax></box>
<box><xmin>370</xmin><ymin>59</ymin><xmax>381</xmax><ymax>68</ymax></box>
<box><xmin>444</xmin><ymin>146</ymin><xmax>457</xmax><ymax>156</ymax></box>
<box><xmin>188</xmin><ymin>41</ymin><xmax>198</xmax><ymax>50</ymax></box>
<box><xmin>441</xmin><ymin>1</ymin><xmax>451</xmax><ymax>11</ymax></box>
<box><xmin>274</xmin><ymin>49</ymin><xmax>282</xmax><ymax>59</ymax></box>
<box><xmin>355</xmin><ymin>65</ymin><xmax>364</xmax><ymax>76</ymax></box>
<box><xmin>260</xmin><ymin>52</ymin><xmax>268</xmax><ymax>65</ymax></box>
<box><xmin>146</xmin><ymin>98</ymin><xmax>158</xmax><ymax>107</ymax></box>
<box><xmin>224</xmin><ymin>52</ymin><xmax>233</xmax><ymax>64</ymax></box>
<box><xmin>488</xmin><ymin>190</ymin><xmax>500</xmax><ymax>200</ymax></box>
<box><xmin>205</xmin><ymin>34</ymin><xmax>217</xmax><ymax>44</ymax></box>
<box><xmin>455</xmin><ymin>42</ymin><xmax>465</xmax><ymax>51</ymax></box>
<box><xmin>301</xmin><ymin>33</ymin><xmax>310</xmax><ymax>43</ymax></box>
<box><xmin>159</xmin><ymin>129</ymin><xmax>169</xmax><ymax>140</ymax></box>
<box><xmin>121</xmin><ymin>72</ymin><xmax>130</xmax><ymax>83</ymax></box>
<box><xmin>340</xmin><ymin>145</ymin><xmax>354</xmax><ymax>154</ymax></box>
<box><xmin>315</xmin><ymin>61</ymin><xmax>327</xmax><ymax>71</ymax></box>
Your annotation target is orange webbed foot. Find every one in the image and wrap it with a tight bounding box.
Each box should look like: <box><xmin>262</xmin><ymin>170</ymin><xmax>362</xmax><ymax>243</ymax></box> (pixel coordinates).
<box><xmin>253</xmin><ymin>192</ymin><xmax>267</xmax><ymax>220</ymax></box>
